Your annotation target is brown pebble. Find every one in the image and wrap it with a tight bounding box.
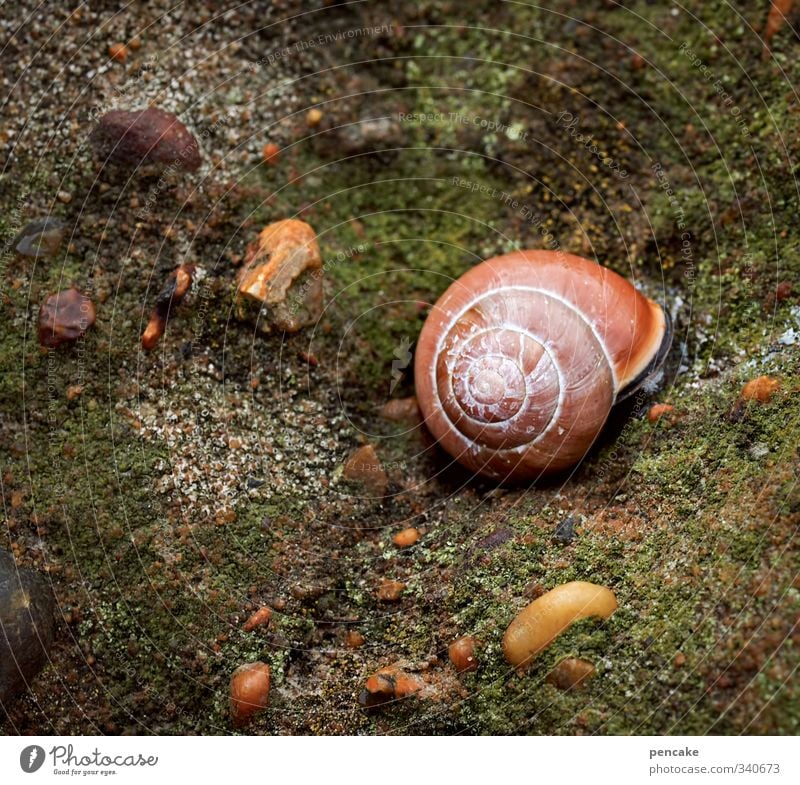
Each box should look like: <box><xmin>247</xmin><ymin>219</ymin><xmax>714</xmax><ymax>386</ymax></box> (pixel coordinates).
<box><xmin>38</xmin><ymin>288</ymin><xmax>96</xmax><ymax>348</ymax></box>
<box><xmin>673</xmin><ymin>652</ymin><xmax>686</xmax><ymax>668</ymax></box>
<box><xmin>242</xmin><ymin>606</ymin><xmax>272</xmax><ymax>632</ymax></box>
<box><xmin>392</xmin><ymin>527</ymin><xmax>420</xmax><ymax>548</ymax></box>
<box><xmin>448</xmin><ymin>636</ymin><xmax>479</xmax><ymax>673</ymax></box>
<box><xmin>380</xmin><ymin>396</ymin><xmax>421</xmax><ymax>424</ymax></box>
<box><xmin>91</xmin><ymin>106</ymin><xmax>202</xmax><ymax>173</ymax></box>
<box><xmin>343</xmin><ymin>444</ymin><xmax>388</xmax><ymax>495</ymax></box>
<box><xmin>377</xmin><ymin>579</ymin><xmax>405</xmax><ymax>602</ymax></box>
<box><xmin>546</xmin><ymin>658</ymin><xmax>596</xmax><ymax>691</ymax></box>
<box><xmin>306</xmin><ymin>108</ymin><xmax>323</xmax><ymax>127</ymax></box>
<box><xmin>345</xmin><ymin>630</ymin><xmax>365</xmax><ymax>649</ymax></box>
<box><xmin>647</xmin><ymin>403</ymin><xmax>674</xmax><ymax>423</ymax></box>
<box><xmin>108</xmin><ymin>43</ymin><xmax>129</xmax><ymax>62</ymax></box>
<box><xmin>741</xmin><ymin>376</ymin><xmax>780</xmax><ymax>403</ymax></box>
<box><xmin>229</xmin><ymin>661</ymin><xmax>270</xmax><ymax>725</ymax></box>
<box><xmin>262</xmin><ymin>142</ymin><xmax>280</xmax><ymax>165</ymax></box>
<box><xmin>631</xmin><ymin>52</ymin><xmax>646</xmax><ymax>70</ymax></box>
<box><xmin>65</xmin><ymin>385</ymin><xmax>83</xmax><ymax>401</ymax></box>
<box><xmin>775</xmin><ymin>280</ymin><xmax>793</xmax><ymax>301</ymax></box>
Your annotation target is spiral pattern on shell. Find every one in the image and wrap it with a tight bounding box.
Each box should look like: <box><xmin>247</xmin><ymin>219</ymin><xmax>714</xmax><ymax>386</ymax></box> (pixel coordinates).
<box><xmin>415</xmin><ymin>250</ymin><xmax>670</xmax><ymax>482</ymax></box>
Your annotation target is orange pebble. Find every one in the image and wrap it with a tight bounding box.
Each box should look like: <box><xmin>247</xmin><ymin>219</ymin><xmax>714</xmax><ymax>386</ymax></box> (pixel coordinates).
<box><xmin>262</xmin><ymin>142</ymin><xmax>280</xmax><ymax>165</ymax></box>
<box><xmin>448</xmin><ymin>636</ymin><xmax>479</xmax><ymax>673</ymax></box>
<box><xmin>108</xmin><ymin>43</ymin><xmax>129</xmax><ymax>62</ymax></box>
<box><xmin>345</xmin><ymin>630</ymin><xmax>365</xmax><ymax>648</ymax></box>
<box><xmin>229</xmin><ymin>661</ymin><xmax>270</xmax><ymax>725</ymax></box>
<box><xmin>306</xmin><ymin>108</ymin><xmax>323</xmax><ymax>127</ymax></box>
<box><xmin>647</xmin><ymin>403</ymin><xmax>674</xmax><ymax>423</ymax></box>
<box><xmin>392</xmin><ymin>527</ymin><xmax>420</xmax><ymax>548</ymax></box>
<box><xmin>243</xmin><ymin>606</ymin><xmax>272</xmax><ymax>632</ymax></box>
<box><xmin>376</xmin><ymin>579</ymin><xmax>405</xmax><ymax>602</ymax></box>
<box><xmin>741</xmin><ymin>376</ymin><xmax>779</xmax><ymax>403</ymax></box>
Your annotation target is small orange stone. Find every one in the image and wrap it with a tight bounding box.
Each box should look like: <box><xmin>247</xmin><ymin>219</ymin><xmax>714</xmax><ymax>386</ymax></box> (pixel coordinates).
<box><xmin>345</xmin><ymin>630</ymin><xmax>365</xmax><ymax>648</ymax></box>
<box><xmin>229</xmin><ymin>661</ymin><xmax>270</xmax><ymax>725</ymax></box>
<box><xmin>306</xmin><ymin>108</ymin><xmax>323</xmax><ymax>127</ymax></box>
<box><xmin>673</xmin><ymin>652</ymin><xmax>686</xmax><ymax>668</ymax></box>
<box><xmin>262</xmin><ymin>142</ymin><xmax>280</xmax><ymax>165</ymax></box>
<box><xmin>243</xmin><ymin>606</ymin><xmax>272</xmax><ymax>632</ymax></box>
<box><xmin>448</xmin><ymin>636</ymin><xmax>479</xmax><ymax>673</ymax></box>
<box><xmin>741</xmin><ymin>376</ymin><xmax>780</xmax><ymax>403</ymax></box>
<box><xmin>647</xmin><ymin>403</ymin><xmax>675</xmax><ymax>423</ymax></box>
<box><xmin>363</xmin><ymin>666</ymin><xmax>423</xmax><ymax>702</ymax></box>
<box><xmin>377</xmin><ymin>579</ymin><xmax>405</xmax><ymax>602</ymax></box>
<box><xmin>392</xmin><ymin>527</ymin><xmax>420</xmax><ymax>548</ymax></box>
<box><xmin>66</xmin><ymin>385</ymin><xmax>83</xmax><ymax>401</ymax></box>
<box><xmin>108</xmin><ymin>43</ymin><xmax>129</xmax><ymax>62</ymax></box>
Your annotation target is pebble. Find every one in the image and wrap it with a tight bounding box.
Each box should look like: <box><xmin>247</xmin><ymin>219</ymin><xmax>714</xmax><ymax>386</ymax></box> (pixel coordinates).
<box><xmin>108</xmin><ymin>42</ymin><xmax>129</xmax><ymax>62</ymax></box>
<box><xmin>65</xmin><ymin>384</ymin><xmax>83</xmax><ymax>401</ymax></box>
<box><xmin>343</xmin><ymin>444</ymin><xmax>388</xmax><ymax>496</ymax></box>
<box><xmin>673</xmin><ymin>652</ymin><xmax>686</xmax><ymax>668</ymax></box>
<box><xmin>0</xmin><ymin>548</ymin><xmax>56</xmax><ymax>702</ymax></box>
<box><xmin>90</xmin><ymin>107</ymin><xmax>202</xmax><ymax>173</ymax></box>
<box><xmin>236</xmin><ymin>219</ymin><xmax>323</xmax><ymax>332</ymax></box>
<box><xmin>229</xmin><ymin>661</ymin><xmax>270</xmax><ymax>726</ymax></box>
<box><xmin>261</xmin><ymin>142</ymin><xmax>280</xmax><ymax>165</ymax></box>
<box><xmin>359</xmin><ymin>665</ymin><xmax>424</xmax><ymax>707</ymax></box>
<box><xmin>242</xmin><ymin>606</ymin><xmax>272</xmax><ymax>632</ymax></box>
<box><xmin>56</xmin><ymin>190</ymin><xmax>73</xmax><ymax>204</ymax></box>
<box><xmin>741</xmin><ymin>376</ymin><xmax>780</xmax><ymax>403</ymax></box>
<box><xmin>15</xmin><ymin>217</ymin><xmax>64</xmax><ymax>258</ymax></box>
<box><xmin>38</xmin><ymin>288</ymin><xmax>96</xmax><ymax>348</ymax></box>
<box><xmin>376</xmin><ymin>579</ymin><xmax>405</xmax><ymax>602</ymax></box>
<box><xmin>448</xmin><ymin>636</ymin><xmax>479</xmax><ymax>673</ymax></box>
<box><xmin>553</xmin><ymin>516</ymin><xmax>577</xmax><ymax>545</ymax></box>
<box><xmin>647</xmin><ymin>403</ymin><xmax>675</xmax><ymax>423</ymax></box>
<box><xmin>306</xmin><ymin>108</ymin><xmax>323</xmax><ymax>127</ymax></box>
<box><xmin>392</xmin><ymin>527</ymin><xmax>420</xmax><ymax>548</ymax></box>
<box><xmin>345</xmin><ymin>630</ymin><xmax>365</xmax><ymax>648</ymax></box>
<box><xmin>380</xmin><ymin>396</ymin><xmax>421</xmax><ymax>424</ymax></box>
<box><xmin>546</xmin><ymin>657</ymin><xmax>596</xmax><ymax>691</ymax></box>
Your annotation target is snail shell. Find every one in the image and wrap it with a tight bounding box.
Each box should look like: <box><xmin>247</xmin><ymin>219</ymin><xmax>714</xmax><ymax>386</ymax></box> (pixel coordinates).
<box><xmin>414</xmin><ymin>250</ymin><xmax>672</xmax><ymax>482</ymax></box>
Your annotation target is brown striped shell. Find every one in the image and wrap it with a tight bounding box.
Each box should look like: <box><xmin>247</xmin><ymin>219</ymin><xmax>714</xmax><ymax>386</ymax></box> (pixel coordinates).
<box><xmin>414</xmin><ymin>250</ymin><xmax>671</xmax><ymax>482</ymax></box>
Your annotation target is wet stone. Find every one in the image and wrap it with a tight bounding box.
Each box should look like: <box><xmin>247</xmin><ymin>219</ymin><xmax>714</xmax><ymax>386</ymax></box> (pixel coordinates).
<box><xmin>236</xmin><ymin>219</ymin><xmax>323</xmax><ymax>333</ymax></box>
<box><xmin>16</xmin><ymin>217</ymin><xmax>64</xmax><ymax>258</ymax></box>
<box><xmin>38</xmin><ymin>288</ymin><xmax>96</xmax><ymax>348</ymax></box>
<box><xmin>553</xmin><ymin>516</ymin><xmax>576</xmax><ymax>545</ymax></box>
<box><xmin>90</xmin><ymin>107</ymin><xmax>202</xmax><ymax>173</ymax></box>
